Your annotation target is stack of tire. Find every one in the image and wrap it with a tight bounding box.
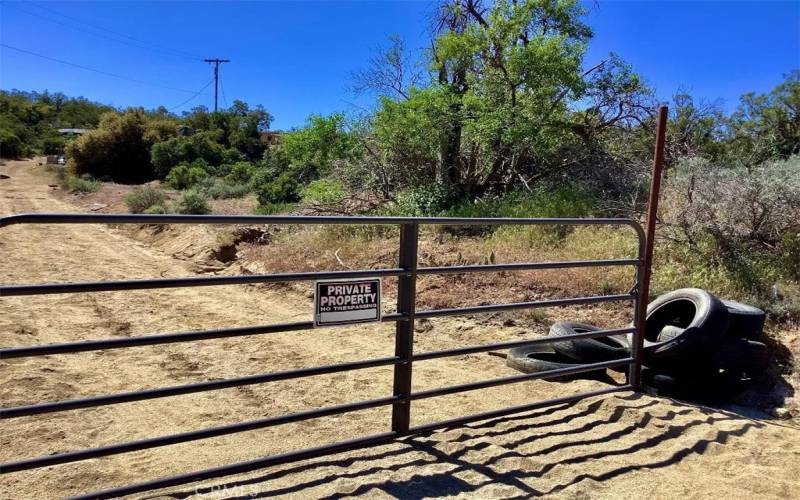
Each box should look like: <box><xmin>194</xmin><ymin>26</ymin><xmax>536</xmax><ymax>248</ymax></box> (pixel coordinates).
<box><xmin>506</xmin><ymin>288</ymin><xmax>769</xmax><ymax>401</ymax></box>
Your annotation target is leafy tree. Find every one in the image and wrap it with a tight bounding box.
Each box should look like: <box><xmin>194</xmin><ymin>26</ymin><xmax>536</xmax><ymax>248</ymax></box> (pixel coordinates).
<box><xmin>227</xmin><ymin>100</ymin><xmax>273</xmax><ymax>161</ymax></box>
<box><xmin>0</xmin><ymin>126</ymin><xmax>29</xmax><ymax>158</ymax></box>
<box><xmin>371</xmin><ymin>88</ymin><xmax>454</xmax><ymax>187</ymax></box>
<box><xmin>67</xmin><ymin>109</ymin><xmax>177</xmax><ymax>183</ymax></box>
<box><xmin>280</xmin><ymin>113</ymin><xmax>362</xmax><ymax>181</ymax></box>
<box><xmin>726</xmin><ymin>71</ymin><xmax>800</xmax><ymax>166</ymax></box>
<box><xmin>0</xmin><ymin>90</ymin><xmax>113</xmax><ymax>158</ymax></box>
<box><xmin>1</xmin><ymin>91</ymin><xmax>48</xmax><ymax>157</ymax></box>
<box><xmin>249</xmin><ymin>113</ymin><xmax>361</xmax><ymax>209</ymax></box>
<box><xmin>151</xmin><ymin>131</ymin><xmax>242</xmax><ymax>178</ymax></box>
<box><xmin>358</xmin><ymin>0</ymin><xmax>650</xmax><ymax>197</ymax></box>
<box><xmin>181</xmin><ymin>101</ymin><xmax>272</xmax><ymax>161</ymax></box>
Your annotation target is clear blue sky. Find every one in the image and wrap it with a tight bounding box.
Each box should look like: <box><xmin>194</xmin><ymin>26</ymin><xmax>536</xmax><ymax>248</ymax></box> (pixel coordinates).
<box><xmin>1</xmin><ymin>1</ymin><xmax>798</xmax><ymax>130</ymax></box>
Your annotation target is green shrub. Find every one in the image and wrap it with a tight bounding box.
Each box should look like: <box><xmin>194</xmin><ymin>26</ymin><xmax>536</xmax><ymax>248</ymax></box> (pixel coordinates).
<box><xmin>380</xmin><ymin>185</ymin><xmax>595</xmax><ymax>219</ymax></box>
<box><xmin>254</xmin><ymin>202</ymin><xmax>296</xmax><ymax>215</ymax></box>
<box><xmin>442</xmin><ymin>187</ymin><xmax>596</xmax><ymax>242</ymax></box>
<box><xmin>255</xmin><ymin>172</ymin><xmax>300</xmax><ymax>206</ymax></box>
<box><xmin>388</xmin><ymin>184</ymin><xmax>451</xmax><ymax>216</ymax></box>
<box><xmin>206</xmin><ymin>179</ymin><xmax>251</xmax><ymax>199</ymax></box>
<box><xmin>165</xmin><ymin>164</ymin><xmax>208</xmax><ymax>189</ymax></box>
<box><xmin>143</xmin><ymin>204</ymin><xmax>167</xmax><ymax>214</ymax></box>
<box><xmin>301</xmin><ymin>178</ymin><xmax>346</xmax><ymax>205</ymax></box>
<box><xmin>666</xmin><ymin>155</ymin><xmax>800</xmax><ymax>248</ymax></box>
<box><xmin>41</xmin><ymin>134</ymin><xmax>67</xmax><ymax>155</ymax></box>
<box><xmin>62</xmin><ymin>174</ymin><xmax>99</xmax><ymax>194</ymax></box>
<box><xmin>442</xmin><ymin>187</ymin><xmax>595</xmax><ymax>219</ymax></box>
<box><xmin>150</xmin><ymin>132</ymin><xmax>243</xmax><ymax>178</ymax></box>
<box><xmin>659</xmin><ymin>155</ymin><xmax>800</xmax><ymax>301</ymax></box>
<box><xmin>188</xmin><ymin>158</ymin><xmax>212</xmax><ymax>173</ymax></box>
<box><xmin>175</xmin><ymin>189</ymin><xmax>211</xmax><ymax>214</ymax></box>
<box><xmin>224</xmin><ymin>161</ymin><xmax>257</xmax><ymax>184</ymax></box>
<box><xmin>125</xmin><ymin>186</ymin><xmax>167</xmax><ymax>213</ymax></box>
<box><xmin>782</xmin><ymin>230</ymin><xmax>800</xmax><ymax>281</ymax></box>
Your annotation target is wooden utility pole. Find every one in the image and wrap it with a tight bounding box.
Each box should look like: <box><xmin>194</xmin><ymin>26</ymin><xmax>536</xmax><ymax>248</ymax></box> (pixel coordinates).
<box><xmin>203</xmin><ymin>58</ymin><xmax>230</xmax><ymax>112</ymax></box>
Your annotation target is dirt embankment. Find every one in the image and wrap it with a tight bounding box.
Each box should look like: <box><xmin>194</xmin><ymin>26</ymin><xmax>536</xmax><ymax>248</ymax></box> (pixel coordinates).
<box><xmin>1</xmin><ymin>158</ymin><xmax>799</xmax><ymax>499</ymax></box>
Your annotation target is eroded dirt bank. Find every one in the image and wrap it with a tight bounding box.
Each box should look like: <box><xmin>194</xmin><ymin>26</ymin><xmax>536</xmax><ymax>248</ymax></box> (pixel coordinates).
<box><xmin>1</xmin><ymin>159</ymin><xmax>799</xmax><ymax>499</ymax></box>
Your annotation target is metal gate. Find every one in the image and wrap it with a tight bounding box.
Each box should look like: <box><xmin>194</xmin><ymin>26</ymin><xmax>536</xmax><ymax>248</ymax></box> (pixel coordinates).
<box><xmin>0</xmin><ymin>213</ymin><xmax>647</xmax><ymax>499</ymax></box>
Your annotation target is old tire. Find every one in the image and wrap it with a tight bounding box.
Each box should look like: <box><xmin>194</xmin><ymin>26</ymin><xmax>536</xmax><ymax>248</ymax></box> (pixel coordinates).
<box><xmin>715</xmin><ymin>338</ymin><xmax>769</xmax><ymax>375</ymax></box>
<box><xmin>643</xmin><ymin>288</ymin><xmax>728</xmax><ymax>368</ymax></box>
<box><xmin>722</xmin><ymin>300</ymin><xmax>766</xmax><ymax>339</ymax></box>
<box><xmin>642</xmin><ymin>366</ymin><xmax>744</xmax><ymax>401</ymax></box>
<box><xmin>641</xmin><ymin>367</ymin><xmax>678</xmax><ymax>393</ymax></box>
<box><xmin>548</xmin><ymin>322</ymin><xmax>630</xmax><ymax>363</ymax></box>
<box><xmin>506</xmin><ymin>344</ymin><xmax>608</xmax><ymax>381</ymax></box>
<box><xmin>679</xmin><ymin>369</ymin><xmax>747</xmax><ymax>402</ymax></box>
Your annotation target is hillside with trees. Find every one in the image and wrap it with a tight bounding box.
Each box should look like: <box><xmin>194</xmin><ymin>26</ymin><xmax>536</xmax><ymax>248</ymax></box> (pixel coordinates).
<box><xmin>0</xmin><ymin>90</ymin><xmax>113</xmax><ymax>158</ymax></box>
<box><xmin>1</xmin><ymin>0</ymin><xmax>797</xmax><ymax>314</ymax></box>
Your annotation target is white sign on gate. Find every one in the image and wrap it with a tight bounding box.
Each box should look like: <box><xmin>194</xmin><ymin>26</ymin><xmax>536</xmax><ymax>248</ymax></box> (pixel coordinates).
<box><xmin>313</xmin><ymin>278</ymin><xmax>382</xmax><ymax>327</ymax></box>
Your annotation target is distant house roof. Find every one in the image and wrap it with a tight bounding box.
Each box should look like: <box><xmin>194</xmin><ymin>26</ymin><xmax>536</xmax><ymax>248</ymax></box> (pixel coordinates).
<box><xmin>57</xmin><ymin>128</ymin><xmax>89</xmax><ymax>135</ymax></box>
<box><xmin>260</xmin><ymin>131</ymin><xmax>282</xmax><ymax>145</ymax></box>
<box><xmin>177</xmin><ymin>125</ymin><xmax>194</xmax><ymax>136</ymax></box>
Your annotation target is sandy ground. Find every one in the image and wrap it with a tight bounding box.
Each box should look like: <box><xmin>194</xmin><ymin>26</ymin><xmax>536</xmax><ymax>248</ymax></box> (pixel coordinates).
<box><xmin>1</xmin><ymin>159</ymin><xmax>799</xmax><ymax>499</ymax></box>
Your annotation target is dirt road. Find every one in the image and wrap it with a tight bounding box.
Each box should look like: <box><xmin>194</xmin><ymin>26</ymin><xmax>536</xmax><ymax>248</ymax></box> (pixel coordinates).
<box><xmin>1</xmin><ymin>159</ymin><xmax>799</xmax><ymax>499</ymax></box>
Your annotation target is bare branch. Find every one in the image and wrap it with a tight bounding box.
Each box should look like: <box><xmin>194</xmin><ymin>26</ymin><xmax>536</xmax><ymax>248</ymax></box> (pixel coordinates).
<box><xmin>351</xmin><ymin>35</ymin><xmax>423</xmax><ymax>100</ymax></box>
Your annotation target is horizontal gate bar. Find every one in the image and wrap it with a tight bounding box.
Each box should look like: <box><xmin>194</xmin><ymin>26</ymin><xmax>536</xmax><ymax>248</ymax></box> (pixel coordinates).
<box><xmin>0</xmin><ymin>320</ymin><xmax>323</xmax><ymax>358</ymax></box>
<box><xmin>417</xmin><ymin>259</ymin><xmax>640</xmax><ymax>275</ymax></box>
<box><xmin>413</xmin><ymin>327</ymin><xmax>636</xmax><ymax>361</ymax></box>
<box><xmin>409</xmin><ymin>358</ymin><xmax>633</xmax><ymax>401</ymax></box>
<box><xmin>2</xmin><ymin>328</ymin><xmax>634</xmax><ymax>418</ymax></box>
<box><xmin>1</xmin><ymin>295</ymin><xmax>629</xmax><ymax>358</ymax></box>
<box><xmin>1</xmin><ymin>260</ymin><xmax>640</xmax><ymax>297</ymax></box>
<box><xmin>1</xmin><ymin>356</ymin><xmax>402</xmax><ymax>418</ymax></box>
<box><xmin>74</xmin><ymin>386</ymin><xmax>629</xmax><ymax>500</ymax></box>
<box><xmin>2</xmin><ymin>358</ymin><xmax>630</xmax><ymax>473</ymax></box>
<box><xmin>0</xmin><ymin>213</ymin><xmax>645</xmax><ymax>232</ymax></box>
<box><xmin>414</xmin><ymin>294</ymin><xmax>634</xmax><ymax>319</ymax></box>
<box><xmin>0</xmin><ymin>395</ymin><xmax>401</xmax><ymax>473</ymax></box>
<box><xmin>0</xmin><ymin>268</ymin><xmax>408</xmax><ymax>296</ymax></box>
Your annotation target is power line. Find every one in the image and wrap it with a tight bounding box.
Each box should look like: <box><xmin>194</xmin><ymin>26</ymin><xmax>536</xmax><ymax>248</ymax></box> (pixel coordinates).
<box><xmin>220</xmin><ymin>79</ymin><xmax>229</xmax><ymax>108</ymax></box>
<box><xmin>7</xmin><ymin>3</ymin><xmax>199</xmax><ymax>62</ymax></box>
<box><xmin>0</xmin><ymin>43</ymin><xmax>205</xmax><ymax>95</ymax></box>
<box><xmin>19</xmin><ymin>2</ymin><xmax>204</xmax><ymax>61</ymax></box>
<box><xmin>169</xmin><ymin>79</ymin><xmax>215</xmax><ymax>112</ymax></box>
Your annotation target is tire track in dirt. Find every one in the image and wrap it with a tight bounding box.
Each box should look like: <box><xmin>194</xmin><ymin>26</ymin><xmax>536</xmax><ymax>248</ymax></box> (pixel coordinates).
<box><xmin>0</xmin><ymin>161</ymin><xmax>583</xmax><ymax>496</ymax></box>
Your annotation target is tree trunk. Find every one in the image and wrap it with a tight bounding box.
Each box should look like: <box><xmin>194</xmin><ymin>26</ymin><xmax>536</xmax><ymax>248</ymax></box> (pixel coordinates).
<box><xmin>437</xmin><ymin>109</ymin><xmax>462</xmax><ymax>190</ymax></box>
<box><xmin>436</xmin><ymin>66</ymin><xmax>466</xmax><ymax>194</ymax></box>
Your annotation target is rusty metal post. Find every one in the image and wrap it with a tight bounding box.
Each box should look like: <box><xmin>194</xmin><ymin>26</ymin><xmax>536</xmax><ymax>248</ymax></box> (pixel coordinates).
<box><xmin>630</xmin><ymin>105</ymin><xmax>668</xmax><ymax>390</ymax></box>
<box><xmin>392</xmin><ymin>222</ymin><xmax>418</xmax><ymax>433</ymax></box>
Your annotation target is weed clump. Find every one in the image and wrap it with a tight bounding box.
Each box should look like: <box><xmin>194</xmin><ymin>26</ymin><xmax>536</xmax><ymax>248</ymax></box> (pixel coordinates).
<box><xmin>206</xmin><ymin>179</ymin><xmax>251</xmax><ymax>199</ymax></box>
<box><xmin>175</xmin><ymin>189</ymin><xmax>211</xmax><ymax>214</ymax></box>
<box><xmin>125</xmin><ymin>186</ymin><xmax>167</xmax><ymax>213</ymax></box>
<box><xmin>62</xmin><ymin>174</ymin><xmax>99</xmax><ymax>194</ymax></box>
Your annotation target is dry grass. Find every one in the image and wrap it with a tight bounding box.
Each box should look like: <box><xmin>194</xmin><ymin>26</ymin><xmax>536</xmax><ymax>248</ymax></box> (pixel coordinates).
<box><xmin>209</xmin><ymin>194</ymin><xmax>259</xmax><ymax>215</ymax></box>
<box><xmin>237</xmin><ymin>224</ymin><xmax>639</xmax><ymax>332</ymax></box>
